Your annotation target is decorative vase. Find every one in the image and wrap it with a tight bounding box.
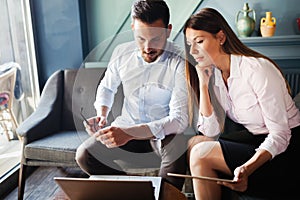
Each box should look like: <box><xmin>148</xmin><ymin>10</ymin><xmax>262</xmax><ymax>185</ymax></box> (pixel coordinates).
<box><xmin>260</xmin><ymin>11</ymin><xmax>276</xmax><ymax>37</ymax></box>
<box><xmin>236</xmin><ymin>3</ymin><xmax>256</xmax><ymax>37</ymax></box>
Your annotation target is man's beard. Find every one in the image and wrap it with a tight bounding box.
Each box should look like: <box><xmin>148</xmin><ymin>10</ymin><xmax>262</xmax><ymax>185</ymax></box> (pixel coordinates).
<box><xmin>142</xmin><ymin>50</ymin><xmax>162</xmax><ymax>63</ymax></box>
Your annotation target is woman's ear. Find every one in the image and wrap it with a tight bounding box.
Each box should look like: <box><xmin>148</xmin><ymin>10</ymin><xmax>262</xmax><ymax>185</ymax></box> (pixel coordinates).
<box><xmin>217</xmin><ymin>30</ymin><xmax>226</xmax><ymax>45</ymax></box>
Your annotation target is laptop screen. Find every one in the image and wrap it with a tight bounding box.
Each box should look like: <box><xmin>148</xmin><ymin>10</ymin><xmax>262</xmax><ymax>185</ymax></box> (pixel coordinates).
<box><xmin>54</xmin><ymin>176</ymin><xmax>162</xmax><ymax>200</ymax></box>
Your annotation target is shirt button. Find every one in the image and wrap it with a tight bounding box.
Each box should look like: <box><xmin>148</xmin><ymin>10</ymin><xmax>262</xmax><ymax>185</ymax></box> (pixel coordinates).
<box><xmin>78</xmin><ymin>87</ymin><xmax>84</xmax><ymax>93</ymax></box>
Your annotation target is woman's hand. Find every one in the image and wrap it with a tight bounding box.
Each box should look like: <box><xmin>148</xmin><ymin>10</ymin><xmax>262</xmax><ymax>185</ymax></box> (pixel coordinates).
<box><xmin>195</xmin><ymin>64</ymin><xmax>213</xmax><ymax>87</ymax></box>
<box><xmin>217</xmin><ymin>166</ymin><xmax>249</xmax><ymax>192</ymax></box>
<box><xmin>219</xmin><ymin>150</ymin><xmax>272</xmax><ymax>192</ymax></box>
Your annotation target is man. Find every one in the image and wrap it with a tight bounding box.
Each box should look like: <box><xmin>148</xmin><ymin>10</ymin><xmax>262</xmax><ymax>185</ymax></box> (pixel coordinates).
<box><xmin>76</xmin><ymin>0</ymin><xmax>188</xmax><ymax>190</ymax></box>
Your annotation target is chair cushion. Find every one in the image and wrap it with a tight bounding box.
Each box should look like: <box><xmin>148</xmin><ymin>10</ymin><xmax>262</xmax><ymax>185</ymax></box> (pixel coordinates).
<box><xmin>24</xmin><ymin>131</ymin><xmax>89</xmax><ymax>163</ymax></box>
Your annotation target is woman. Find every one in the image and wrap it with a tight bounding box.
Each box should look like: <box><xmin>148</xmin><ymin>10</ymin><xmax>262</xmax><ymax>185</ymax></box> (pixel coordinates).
<box><xmin>183</xmin><ymin>8</ymin><xmax>300</xmax><ymax>199</ymax></box>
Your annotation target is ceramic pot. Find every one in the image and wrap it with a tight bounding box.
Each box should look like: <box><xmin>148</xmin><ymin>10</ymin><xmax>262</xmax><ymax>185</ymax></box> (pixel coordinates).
<box><xmin>236</xmin><ymin>3</ymin><xmax>256</xmax><ymax>37</ymax></box>
<box><xmin>260</xmin><ymin>11</ymin><xmax>276</xmax><ymax>37</ymax></box>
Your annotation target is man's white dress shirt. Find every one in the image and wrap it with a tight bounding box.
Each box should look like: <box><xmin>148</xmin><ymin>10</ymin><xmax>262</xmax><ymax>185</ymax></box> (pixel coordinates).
<box><xmin>95</xmin><ymin>41</ymin><xmax>188</xmax><ymax>139</ymax></box>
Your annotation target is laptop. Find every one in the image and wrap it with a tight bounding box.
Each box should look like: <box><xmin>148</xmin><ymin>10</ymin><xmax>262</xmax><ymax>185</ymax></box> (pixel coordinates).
<box><xmin>54</xmin><ymin>175</ymin><xmax>162</xmax><ymax>200</ymax></box>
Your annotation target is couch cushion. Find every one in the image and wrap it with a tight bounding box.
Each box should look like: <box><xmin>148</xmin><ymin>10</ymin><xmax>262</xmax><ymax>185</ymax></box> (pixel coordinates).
<box><xmin>24</xmin><ymin>131</ymin><xmax>89</xmax><ymax>163</ymax></box>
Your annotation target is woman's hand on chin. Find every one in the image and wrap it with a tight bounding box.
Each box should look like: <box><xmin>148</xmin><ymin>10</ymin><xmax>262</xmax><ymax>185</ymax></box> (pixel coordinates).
<box><xmin>196</xmin><ymin>64</ymin><xmax>213</xmax><ymax>87</ymax></box>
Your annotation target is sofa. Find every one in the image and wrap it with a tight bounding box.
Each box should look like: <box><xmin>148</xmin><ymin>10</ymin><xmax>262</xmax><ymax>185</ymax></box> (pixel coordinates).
<box><xmin>17</xmin><ymin>67</ymin><xmax>300</xmax><ymax>200</ymax></box>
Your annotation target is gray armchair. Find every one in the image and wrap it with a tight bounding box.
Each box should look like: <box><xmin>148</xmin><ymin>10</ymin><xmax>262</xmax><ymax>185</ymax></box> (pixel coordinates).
<box><xmin>16</xmin><ymin>68</ymin><xmax>114</xmax><ymax>200</ymax></box>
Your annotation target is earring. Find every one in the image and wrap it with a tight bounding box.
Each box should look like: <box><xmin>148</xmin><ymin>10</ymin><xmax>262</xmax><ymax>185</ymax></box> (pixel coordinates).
<box><xmin>220</xmin><ymin>42</ymin><xmax>223</xmax><ymax>45</ymax></box>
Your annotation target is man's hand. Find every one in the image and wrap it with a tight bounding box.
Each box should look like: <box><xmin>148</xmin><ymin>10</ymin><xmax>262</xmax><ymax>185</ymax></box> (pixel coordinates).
<box><xmin>97</xmin><ymin>115</ymin><xmax>107</xmax><ymax>128</ymax></box>
<box><xmin>94</xmin><ymin>126</ymin><xmax>133</xmax><ymax>148</ymax></box>
<box><xmin>83</xmin><ymin>115</ymin><xmax>108</xmax><ymax>136</ymax></box>
<box><xmin>83</xmin><ymin>116</ymin><xmax>100</xmax><ymax>136</ymax></box>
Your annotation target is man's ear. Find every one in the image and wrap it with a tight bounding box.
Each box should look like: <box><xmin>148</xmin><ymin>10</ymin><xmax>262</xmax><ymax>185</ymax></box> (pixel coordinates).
<box><xmin>131</xmin><ymin>22</ymin><xmax>134</xmax><ymax>31</ymax></box>
<box><xmin>166</xmin><ymin>24</ymin><xmax>172</xmax><ymax>38</ymax></box>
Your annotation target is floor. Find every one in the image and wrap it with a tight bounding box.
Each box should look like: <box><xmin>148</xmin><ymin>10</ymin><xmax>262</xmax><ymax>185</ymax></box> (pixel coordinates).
<box><xmin>2</xmin><ymin>166</ymin><xmax>195</xmax><ymax>200</ymax></box>
<box><xmin>3</xmin><ymin>166</ymin><xmax>88</xmax><ymax>200</ymax></box>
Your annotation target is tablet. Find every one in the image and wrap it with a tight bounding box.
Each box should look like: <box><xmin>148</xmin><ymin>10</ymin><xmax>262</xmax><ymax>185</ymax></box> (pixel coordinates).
<box><xmin>167</xmin><ymin>173</ymin><xmax>236</xmax><ymax>183</ymax></box>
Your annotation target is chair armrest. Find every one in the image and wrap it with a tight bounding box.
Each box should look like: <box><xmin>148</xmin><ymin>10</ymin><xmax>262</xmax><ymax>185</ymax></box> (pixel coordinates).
<box><xmin>16</xmin><ymin>70</ymin><xmax>64</xmax><ymax>143</ymax></box>
<box><xmin>294</xmin><ymin>92</ymin><xmax>300</xmax><ymax>110</ymax></box>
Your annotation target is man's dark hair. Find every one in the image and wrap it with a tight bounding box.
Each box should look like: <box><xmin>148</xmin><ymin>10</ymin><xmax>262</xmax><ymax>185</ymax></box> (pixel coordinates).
<box><xmin>131</xmin><ymin>0</ymin><xmax>170</xmax><ymax>27</ymax></box>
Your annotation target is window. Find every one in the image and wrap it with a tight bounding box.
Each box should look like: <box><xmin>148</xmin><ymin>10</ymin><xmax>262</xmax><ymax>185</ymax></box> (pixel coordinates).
<box><xmin>0</xmin><ymin>0</ymin><xmax>40</xmax><ymax>186</ymax></box>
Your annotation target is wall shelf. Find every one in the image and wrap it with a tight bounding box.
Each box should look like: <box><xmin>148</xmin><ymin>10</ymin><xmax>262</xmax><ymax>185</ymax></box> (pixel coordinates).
<box><xmin>240</xmin><ymin>35</ymin><xmax>300</xmax><ymax>60</ymax></box>
<box><xmin>240</xmin><ymin>35</ymin><xmax>300</xmax><ymax>97</ymax></box>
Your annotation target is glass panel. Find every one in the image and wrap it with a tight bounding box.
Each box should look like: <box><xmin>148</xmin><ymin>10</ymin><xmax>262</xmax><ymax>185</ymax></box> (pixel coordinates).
<box><xmin>166</xmin><ymin>0</ymin><xmax>202</xmax><ymax>41</ymax></box>
<box><xmin>85</xmin><ymin>0</ymin><xmax>133</xmax><ymax>51</ymax></box>
<box><xmin>83</xmin><ymin>0</ymin><xmax>202</xmax><ymax>65</ymax></box>
<box><xmin>0</xmin><ymin>0</ymin><xmax>40</xmax><ymax>179</ymax></box>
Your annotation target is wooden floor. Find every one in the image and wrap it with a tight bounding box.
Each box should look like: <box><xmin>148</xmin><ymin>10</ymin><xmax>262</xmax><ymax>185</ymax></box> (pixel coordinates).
<box><xmin>3</xmin><ymin>166</ymin><xmax>88</xmax><ymax>200</ymax></box>
<box><xmin>3</xmin><ymin>166</ymin><xmax>195</xmax><ymax>200</ymax></box>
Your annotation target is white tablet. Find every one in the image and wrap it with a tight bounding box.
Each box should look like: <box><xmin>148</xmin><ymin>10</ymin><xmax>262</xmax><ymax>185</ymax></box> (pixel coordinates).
<box><xmin>167</xmin><ymin>173</ymin><xmax>236</xmax><ymax>183</ymax></box>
